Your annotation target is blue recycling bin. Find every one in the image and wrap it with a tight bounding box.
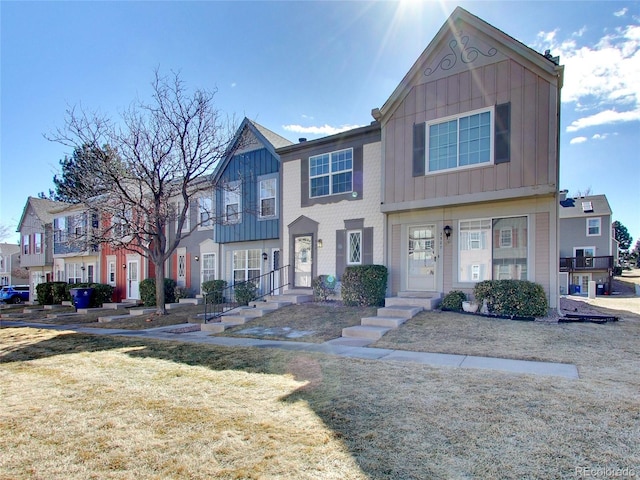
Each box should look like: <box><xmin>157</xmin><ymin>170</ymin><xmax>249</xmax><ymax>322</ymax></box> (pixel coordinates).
<box><xmin>569</xmin><ymin>284</ymin><xmax>581</xmax><ymax>295</ymax></box>
<box><xmin>70</xmin><ymin>287</ymin><xmax>93</xmax><ymax>309</ymax></box>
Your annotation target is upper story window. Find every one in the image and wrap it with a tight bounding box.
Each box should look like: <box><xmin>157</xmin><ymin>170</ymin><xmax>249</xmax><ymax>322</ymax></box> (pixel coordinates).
<box><xmin>224</xmin><ymin>181</ymin><xmax>241</xmax><ymax>224</ymax></box>
<box><xmin>587</xmin><ymin>217</ymin><xmax>601</xmax><ymax>236</ymax></box>
<box><xmin>499</xmin><ymin>228</ymin><xmax>512</xmax><ymax>248</ymax></box>
<box><xmin>259</xmin><ymin>177</ymin><xmax>277</xmax><ymax>218</ymax></box>
<box><xmin>34</xmin><ymin>233</ymin><xmax>43</xmax><ymax>254</ymax></box>
<box><xmin>199</xmin><ymin>197</ymin><xmax>213</xmax><ymax>228</ymax></box>
<box><xmin>309</xmin><ymin>148</ymin><xmax>353</xmax><ymax>198</ymax></box>
<box><xmin>427</xmin><ymin>108</ymin><xmax>493</xmax><ymax>173</ymax></box>
<box><xmin>22</xmin><ymin>234</ymin><xmax>30</xmax><ymax>255</ymax></box>
<box><xmin>54</xmin><ymin>216</ymin><xmax>67</xmax><ymax>243</ymax></box>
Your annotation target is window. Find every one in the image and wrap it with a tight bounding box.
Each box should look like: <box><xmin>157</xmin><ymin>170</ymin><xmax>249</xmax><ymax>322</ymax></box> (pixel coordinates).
<box><xmin>199</xmin><ymin>197</ymin><xmax>213</xmax><ymax>227</ymax></box>
<box><xmin>34</xmin><ymin>233</ymin><xmax>43</xmax><ymax>254</ymax></box>
<box><xmin>427</xmin><ymin>108</ymin><xmax>492</xmax><ymax>173</ymax></box>
<box><xmin>174</xmin><ymin>202</ymin><xmax>190</xmax><ymax>232</ymax></box>
<box><xmin>499</xmin><ymin>228</ymin><xmax>512</xmax><ymax>248</ymax></box>
<box><xmin>347</xmin><ymin>230</ymin><xmax>362</xmax><ymax>265</ymax></box>
<box><xmin>309</xmin><ymin>148</ymin><xmax>353</xmax><ymax>197</ymax></box>
<box><xmin>232</xmin><ymin>249</ymin><xmax>261</xmax><ymax>285</ymax></box>
<box><xmin>66</xmin><ymin>263</ymin><xmax>82</xmax><ymax>284</ymax></box>
<box><xmin>54</xmin><ymin>217</ymin><xmax>67</xmax><ymax>243</ymax></box>
<box><xmin>108</xmin><ymin>261</ymin><xmax>116</xmax><ymax>286</ymax></box>
<box><xmin>224</xmin><ymin>181</ymin><xmax>241</xmax><ymax>223</ymax></box>
<box><xmin>22</xmin><ymin>234</ymin><xmax>30</xmax><ymax>255</ymax></box>
<box><xmin>72</xmin><ymin>214</ymin><xmax>85</xmax><ymax>239</ymax></box>
<box><xmin>87</xmin><ymin>265</ymin><xmax>94</xmax><ymax>284</ymax></box>
<box><xmin>259</xmin><ymin>177</ymin><xmax>277</xmax><ymax>218</ymax></box>
<box><xmin>202</xmin><ymin>253</ymin><xmax>216</xmax><ymax>283</ymax></box>
<box><xmin>458</xmin><ymin>216</ymin><xmax>527</xmax><ymax>283</ymax></box>
<box><xmin>587</xmin><ymin>218</ymin><xmax>601</xmax><ymax>236</ymax></box>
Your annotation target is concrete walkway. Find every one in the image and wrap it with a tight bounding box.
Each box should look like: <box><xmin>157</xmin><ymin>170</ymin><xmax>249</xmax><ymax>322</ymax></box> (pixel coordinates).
<box><xmin>1</xmin><ymin>320</ymin><xmax>579</xmax><ymax>379</ymax></box>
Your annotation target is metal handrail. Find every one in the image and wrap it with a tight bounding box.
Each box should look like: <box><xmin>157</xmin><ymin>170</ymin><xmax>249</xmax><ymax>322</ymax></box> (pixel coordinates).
<box><xmin>203</xmin><ymin>265</ymin><xmax>290</xmax><ymax>322</ymax></box>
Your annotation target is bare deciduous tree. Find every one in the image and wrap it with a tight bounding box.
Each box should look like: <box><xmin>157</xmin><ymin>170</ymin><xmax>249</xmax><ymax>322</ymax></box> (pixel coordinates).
<box><xmin>49</xmin><ymin>70</ymin><xmax>236</xmax><ymax>313</ymax></box>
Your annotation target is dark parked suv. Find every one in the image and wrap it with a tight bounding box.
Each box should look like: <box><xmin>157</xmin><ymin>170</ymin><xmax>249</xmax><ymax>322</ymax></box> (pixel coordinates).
<box><xmin>0</xmin><ymin>285</ymin><xmax>30</xmax><ymax>304</ymax></box>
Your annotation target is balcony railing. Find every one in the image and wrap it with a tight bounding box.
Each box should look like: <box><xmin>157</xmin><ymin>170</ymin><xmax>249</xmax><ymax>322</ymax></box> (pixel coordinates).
<box><xmin>559</xmin><ymin>256</ymin><xmax>614</xmax><ymax>272</ymax></box>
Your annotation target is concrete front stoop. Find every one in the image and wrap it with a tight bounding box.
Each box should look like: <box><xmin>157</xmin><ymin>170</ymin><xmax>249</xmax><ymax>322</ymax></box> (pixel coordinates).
<box><xmin>337</xmin><ymin>292</ymin><xmax>442</xmax><ymax>345</ymax></box>
<box><xmin>201</xmin><ymin>289</ymin><xmax>313</xmax><ymax>333</ymax></box>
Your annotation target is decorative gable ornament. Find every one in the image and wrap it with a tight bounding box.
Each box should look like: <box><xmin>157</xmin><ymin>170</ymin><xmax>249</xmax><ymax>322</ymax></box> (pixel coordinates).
<box><xmin>424</xmin><ymin>31</ymin><xmax>498</xmax><ymax>77</ymax></box>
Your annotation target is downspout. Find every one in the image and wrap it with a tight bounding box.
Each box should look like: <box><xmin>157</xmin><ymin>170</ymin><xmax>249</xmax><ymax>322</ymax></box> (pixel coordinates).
<box><xmin>555</xmin><ymin>63</ymin><xmax>564</xmax><ymax>318</ymax></box>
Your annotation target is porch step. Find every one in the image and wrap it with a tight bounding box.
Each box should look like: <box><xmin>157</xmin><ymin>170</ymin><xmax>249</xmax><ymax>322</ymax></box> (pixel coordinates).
<box><xmin>179</xmin><ymin>298</ymin><xmax>202</xmax><ymax>305</ymax></box>
<box><xmin>129</xmin><ymin>308</ymin><xmax>157</xmax><ymax>317</ymax></box>
<box><xmin>377</xmin><ymin>305</ymin><xmax>423</xmax><ymax>319</ymax></box>
<box><xmin>201</xmin><ymin>320</ymin><xmax>244</xmax><ymax>333</ymax></box>
<box><xmin>361</xmin><ymin>316</ymin><xmax>408</xmax><ymax>328</ymax></box>
<box><xmin>385</xmin><ymin>292</ymin><xmax>442</xmax><ymax>310</ymax></box>
<box><xmin>97</xmin><ymin>314</ymin><xmax>132</xmax><ymax>323</ymax></box>
<box><xmin>249</xmin><ymin>300</ymin><xmax>292</xmax><ymax>310</ymax></box>
<box><xmin>166</xmin><ymin>302</ymin><xmax>191</xmax><ymax>310</ymax></box>
<box><xmin>267</xmin><ymin>291</ymin><xmax>313</xmax><ymax>304</ymax></box>
<box><xmin>102</xmin><ymin>302</ymin><xmax>136</xmax><ymax>310</ymax></box>
<box><xmin>342</xmin><ymin>325</ymin><xmax>391</xmax><ymax>340</ymax></box>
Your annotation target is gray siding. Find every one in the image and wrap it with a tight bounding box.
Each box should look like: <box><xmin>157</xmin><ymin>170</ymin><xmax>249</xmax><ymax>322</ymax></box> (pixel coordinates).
<box><xmin>559</xmin><ymin>215</ymin><xmax>611</xmax><ymax>258</ymax></box>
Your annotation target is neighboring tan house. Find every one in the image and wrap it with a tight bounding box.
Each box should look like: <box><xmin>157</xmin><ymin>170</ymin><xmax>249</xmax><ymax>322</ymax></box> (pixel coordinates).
<box><xmin>277</xmin><ymin>123</ymin><xmax>383</xmax><ymax>289</ymax></box>
<box><xmin>212</xmin><ymin>118</ymin><xmax>293</xmax><ymax>295</ymax></box>
<box><xmin>52</xmin><ymin>203</ymin><xmax>101</xmax><ymax>286</ymax></box>
<box><xmin>0</xmin><ymin>243</ymin><xmax>22</xmax><ymax>286</ymax></box>
<box><xmin>164</xmin><ymin>179</ymin><xmax>216</xmax><ymax>296</ymax></box>
<box><xmin>558</xmin><ymin>191</ymin><xmax>615</xmax><ymax>296</ymax></box>
<box><xmin>372</xmin><ymin>7</ymin><xmax>564</xmax><ymax>308</ymax></box>
<box><xmin>16</xmin><ymin>197</ymin><xmax>70</xmax><ymax>299</ymax></box>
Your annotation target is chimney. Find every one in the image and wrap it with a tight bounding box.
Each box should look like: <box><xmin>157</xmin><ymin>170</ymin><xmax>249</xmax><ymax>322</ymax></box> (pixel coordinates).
<box><xmin>559</xmin><ymin>189</ymin><xmax>568</xmax><ymax>202</ymax></box>
<box><xmin>298</xmin><ymin>138</ymin><xmax>307</xmax><ymax>143</ymax></box>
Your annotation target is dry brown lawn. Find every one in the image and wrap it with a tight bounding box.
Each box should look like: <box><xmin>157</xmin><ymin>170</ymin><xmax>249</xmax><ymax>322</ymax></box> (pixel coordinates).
<box><xmin>1</xmin><ymin>275</ymin><xmax>639</xmax><ymax>478</ymax></box>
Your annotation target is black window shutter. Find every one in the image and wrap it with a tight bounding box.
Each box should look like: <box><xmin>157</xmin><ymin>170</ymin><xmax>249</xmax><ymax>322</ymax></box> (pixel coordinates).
<box><xmin>363</xmin><ymin>227</ymin><xmax>374</xmax><ymax>265</ymax></box>
<box><xmin>495</xmin><ymin>103</ymin><xmax>511</xmax><ymax>164</ymax></box>
<box><xmin>336</xmin><ymin>230</ymin><xmax>346</xmax><ymax>278</ymax></box>
<box><xmin>413</xmin><ymin>123</ymin><xmax>426</xmax><ymax>177</ymax></box>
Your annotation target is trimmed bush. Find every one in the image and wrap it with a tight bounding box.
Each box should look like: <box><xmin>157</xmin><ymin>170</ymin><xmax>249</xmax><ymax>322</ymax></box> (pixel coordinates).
<box><xmin>174</xmin><ymin>286</ymin><xmax>195</xmax><ymax>300</ymax></box>
<box><xmin>139</xmin><ymin>278</ymin><xmax>177</xmax><ymax>307</ymax></box>
<box><xmin>35</xmin><ymin>282</ymin><xmax>68</xmax><ymax>305</ymax></box>
<box><xmin>312</xmin><ymin>275</ymin><xmax>336</xmax><ymax>302</ymax></box>
<box><xmin>234</xmin><ymin>281</ymin><xmax>257</xmax><ymax>306</ymax></box>
<box><xmin>202</xmin><ymin>280</ymin><xmax>227</xmax><ymax>304</ymax></box>
<box><xmin>441</xmin><ymin>290</ymin><xmax>467</xmax><ymax>311</ymax></box>
<box><xmin>473</xmin><ymin>280</ymin><xmax>548</xmax><ymax>318</ymax></box>
<box><xmin>341</xmin><ymin>265</ymin><xmax>388</xmax><ymax>307</ymax></box>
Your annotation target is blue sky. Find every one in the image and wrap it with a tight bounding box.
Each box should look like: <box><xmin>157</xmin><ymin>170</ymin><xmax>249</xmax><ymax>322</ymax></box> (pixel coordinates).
<box><xmin>1</xmin><ymin>1</ymin><xmax>639</xmax><ymax>245</ymax></box>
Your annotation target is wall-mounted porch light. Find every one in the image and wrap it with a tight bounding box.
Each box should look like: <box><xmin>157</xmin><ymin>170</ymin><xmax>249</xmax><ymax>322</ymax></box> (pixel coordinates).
<box><xmin>443</xmin><ymin>225</ymin><xmax>452</xmax><ymax>239</ymax></box>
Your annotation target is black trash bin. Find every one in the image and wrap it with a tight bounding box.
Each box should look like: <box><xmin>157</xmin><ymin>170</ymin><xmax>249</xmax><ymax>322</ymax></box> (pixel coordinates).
<box><xmin>596</xmin><ymin>284</ymin><xmax>605</xmax><ymax>296</ymax></box>
<box><xmin>70</xmin><ymin>287</ymin><xmax>93</xmax><ymax>309</ymax></box>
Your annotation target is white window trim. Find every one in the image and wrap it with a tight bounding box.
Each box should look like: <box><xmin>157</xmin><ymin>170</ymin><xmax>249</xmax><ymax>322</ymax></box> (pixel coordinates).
<box><xmin>258</xmin><ymin>176</ymin><xmax>278</xmax><ymax>219</ymax></box>
<box><xmin>346</xmin><ymin>230</ymin><xmax>363</xmax><ymax>265</ymax></box>
<box><xmin>309</xmin><ymin>147</ymin><xmax>353</xmax><ymax>198</ymax></box>
<box><xmin>198</xmin><ymin>196</ymin><xmax>214</xmax><ymax>230</ymax></box>
<box><xmin>34</xmin><ymin>232</ymin><xmax>43</xmax><ymax>255</ymax></box>
<box><xmin>425</xmin><ymin>106</ymin><xmax>495</xmax><ymax>175</ymax></box>
<box><xmin>499</xmin><ymin>228</ymin><xmax>512</xmax><ymax>248</ymax></box>
<box><xmin>201</xmin><ymin>252</ymin><xmax>216</xmax><ymax>285</ymax></box>
<box><xmin>224</xmin><ymin>181</ymin><xmax>241</xmax><ymax>224</ymax></box>
<box><xmin>586</xmin><ymin>217</ymin><xmax>601</xmax><ymax>236</ymax></box>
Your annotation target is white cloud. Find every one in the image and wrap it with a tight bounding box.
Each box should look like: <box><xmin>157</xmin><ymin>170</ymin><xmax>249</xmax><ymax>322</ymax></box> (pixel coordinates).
<box><xmin>566</xmin><ymin>109</ymin><xmax>640</xmax><ymax>132</ymax></box>
<box><xmin>569</xmin><ymin>136</ymin><xmax>588</xmax><ymax>144</ymax></box>
<box><xmin>282</xmin><ymin>124</ymin><xmax>363</xmax><ymax>135</ymax></box>
<box><xmin>230</xmin><ymin>82</ymin><xmax>237</xmax><ymax>88</ymax></box>
<box><xmin>591</xmin><ymin>133</ymin><xmax>609</xmax><ymax>140</ymax></box>
<box><xmin>536</xmin><ymin>21</ymin><xmax>640</xmax><ymax>132</ymax></box>
<box><xmin>614</xmin><ymin>8</ymin><xmax>628</xmax><ymax>17</ymax></box>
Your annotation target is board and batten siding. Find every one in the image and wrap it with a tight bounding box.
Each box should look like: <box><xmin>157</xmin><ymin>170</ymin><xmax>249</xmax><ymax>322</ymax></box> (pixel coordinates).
<box><xmin>215</xmin><ymin>147</ymin><xmax>280</xmax><ymax>244</ymax></box>
<box><xmin>383</xmin><ymin>59</ymin><xmax>558</xmax><ymax>206</ymax></box>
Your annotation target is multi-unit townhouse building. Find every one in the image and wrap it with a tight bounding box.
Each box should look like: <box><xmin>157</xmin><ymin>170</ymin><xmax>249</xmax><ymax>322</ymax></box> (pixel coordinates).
<box><xmin>16</xmin><ymin>197</ymin><xmax>71</xmax><ymax>299</ymax></box>
<box><xmin>211</xmin><ymin>117</ymin><xmax>292</xmax><ymax>295</ymax></box>
<box><xmin>558</xmin><ymin>191</ymin><xmax>616</xmax><ymax>296</ymax></box>
<box><xmin>0</xmin><ymin>243</ymin><xmax>22</xmax><ymax>286</ymax></box>
<box><xmin>372</xmin><ymin>6</ymin><xmax>563</xmax><ymax>308</ymax></box>
<box><xmin>277</xmin><ymin>123</ymin><xmax>383</xmax><ymax>289</ymax></box>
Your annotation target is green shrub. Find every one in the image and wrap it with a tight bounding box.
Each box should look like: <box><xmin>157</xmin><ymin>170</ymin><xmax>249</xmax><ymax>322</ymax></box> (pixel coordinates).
<box><xmin>35</xmin><ymin>282</ymin><xmax>69</xmax><ymax>305</ymax></box>
<box><xmin>202</xmin><ymin>280</ymin><xmax>227</xmax><ymax>304</ymax></box>
<box><xmin>139</xmin><ymin>278</ymin><xmax>177</xmax><ymax>307</ymax></box>
<box><xmin>473</xmin><ymin>280</ymin><xmax>548</xmax><ymax>318</ymax></box>
<box><xmin>312</xmin><ymin>275</ymin><xmax>336</xmax><ymax>302</ymax></box>
<box><xmin>234</xmin><ymin>281</ymin><xmax>257</xmax><ymax>306</ymax></box>
<box><xmin>441</xmin><ymin>290</ymin><xmax>467</xmax><ymax>311</ymax></box>
<box><xmin>174</xmin><ymin>286</ymin><xmax>194</xmax><ymax>300</ymax></box>
<box><xmin>341</xmin><ymin>265</ymin><xmax>388</xmax><ymax>307</ymax></box>
<box><xmin>88</xmin><ymin>283</ymin><xmax>114</xmax><ymax>307</ymax></box>
<box><xmin>613</xmin><ymin>266</ymin><xmax>623</xmax><ymax>276</ymax></box>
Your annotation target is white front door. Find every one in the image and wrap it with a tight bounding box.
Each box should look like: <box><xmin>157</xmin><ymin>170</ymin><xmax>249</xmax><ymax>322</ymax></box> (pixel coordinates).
<box><xmin>294</xmin><ymin>236</ymin><xmax>312</xmax><ymax>288</ymax></box>
<box><xmin>407</xmin><ymin>225</ymin><xmax>437</xmax><ymax>291</ymax></box>
<box><xmin>127</xmin><ymin>260</ymin><xmax>140</xmax><ymax>299</ymax></box>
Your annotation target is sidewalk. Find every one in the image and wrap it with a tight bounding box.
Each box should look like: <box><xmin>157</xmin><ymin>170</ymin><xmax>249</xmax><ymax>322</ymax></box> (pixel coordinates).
<box><xmin>1</xmin><ymin>320</ymin><xmax>579</xmax><ymax>379</ymax></box>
